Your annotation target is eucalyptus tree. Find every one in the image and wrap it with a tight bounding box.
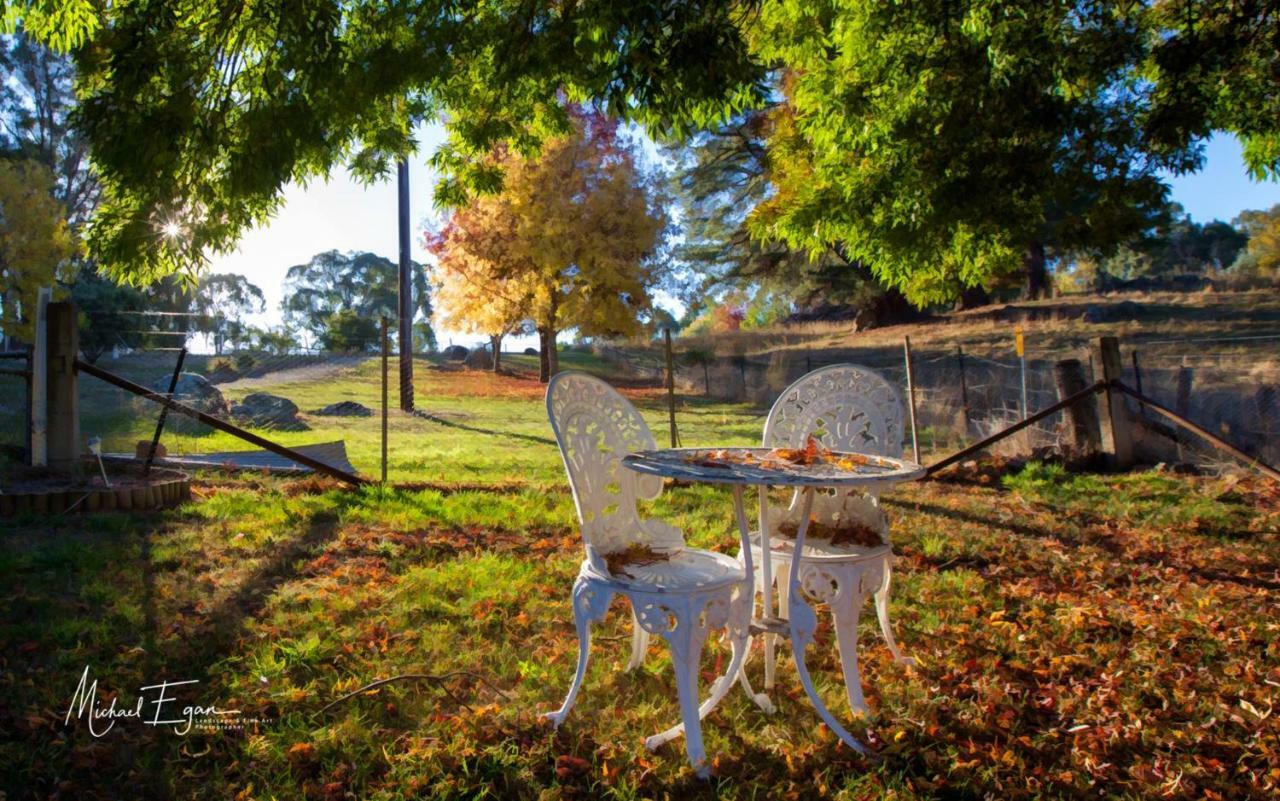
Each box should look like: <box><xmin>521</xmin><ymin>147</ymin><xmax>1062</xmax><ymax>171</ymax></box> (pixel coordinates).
<box><xmin>281</xmin><ymin>250</ymin><xmax>433</xmax><ymax>350</ymax></box>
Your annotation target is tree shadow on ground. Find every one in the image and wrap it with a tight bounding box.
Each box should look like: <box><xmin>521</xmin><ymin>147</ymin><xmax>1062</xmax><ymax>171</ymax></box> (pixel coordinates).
<box><xmin>886</xmin><ymin>496</ymin><xmax>1280</xmax><ymax>591</ymax></box>
<box><xmin>0</xmin><ymin>493</ymin><xmax>359</xmax><ymax>800</ymax></box>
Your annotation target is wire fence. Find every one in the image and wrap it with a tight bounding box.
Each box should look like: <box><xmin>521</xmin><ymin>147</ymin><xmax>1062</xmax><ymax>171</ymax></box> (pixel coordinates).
<box><xmin>595</xmin><ymin>332</ymin><xmax>1280</xmax><ymax>470</ymax></box>
<box><xmin>4</xmin><ymin>307</ymin><xmax>1277</xmax><ymax>480</ymax></box>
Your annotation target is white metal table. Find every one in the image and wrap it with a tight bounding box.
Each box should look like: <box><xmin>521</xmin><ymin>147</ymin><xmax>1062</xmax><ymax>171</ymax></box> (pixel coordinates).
<box><xmin>622</xmin><ymin>446</ymin><xmax>924</xmax><ymax>752</ymax></box>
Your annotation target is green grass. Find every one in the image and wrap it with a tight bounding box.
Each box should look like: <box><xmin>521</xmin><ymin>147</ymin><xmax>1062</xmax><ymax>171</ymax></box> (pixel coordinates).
<box><xmin>3</xmin><ymin>365</ymin><xmax>1279</xmax><ymax>800</ymax></box>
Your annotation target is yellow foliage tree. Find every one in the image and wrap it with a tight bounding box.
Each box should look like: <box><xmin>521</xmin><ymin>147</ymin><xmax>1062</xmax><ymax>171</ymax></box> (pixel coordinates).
<box><xmin>0</xmin><ymin>160</ymin><xmax>76</xmax><ymax>343</ymax></box>
<box><xmin>427</xmin><ymin>111</ymin><xmax>666</xmax><ymax>381</ymax></box>
<box><xmin>1232</xmin><ymin>205</ymin><xmax>1280</xmax><ymax>279</ymax></box>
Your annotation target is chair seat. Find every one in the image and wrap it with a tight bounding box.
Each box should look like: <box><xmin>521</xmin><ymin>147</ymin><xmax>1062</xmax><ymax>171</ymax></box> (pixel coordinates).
<box><xmin>745</xmin><ymin>532</ymin><xmax>892</xmax><ymax>562</ymax></box>
<box><xmin>585</xmin><ymin>547</ymin><xmax>746</xmax><ymax>592</ymax></box>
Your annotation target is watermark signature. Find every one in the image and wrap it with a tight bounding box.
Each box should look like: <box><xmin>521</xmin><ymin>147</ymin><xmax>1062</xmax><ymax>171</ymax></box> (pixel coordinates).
<box><xmin>64</xmin><ymin>666</ymin><xmax>272</xmax><ymax>737</ymax></box>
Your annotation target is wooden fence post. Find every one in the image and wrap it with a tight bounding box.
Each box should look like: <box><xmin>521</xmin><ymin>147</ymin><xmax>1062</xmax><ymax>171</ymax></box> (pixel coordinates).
<box><xmin>1175</xmin><ymin>360</ymin><xmax>1193</xmax><ymax>461</ymax></box>
<box><xmin>1053</xmin><ymin>358</ymin><xmax>1101</xmax><ymax>456</ymax></box>
<box><xmin>1094</xmin><ymin>335</ymin><xmax>1133</xmax><ymax>469</ymax></box>
<box><xmin>956</xmin><ymin>344</ymin><xmax>970</xmax><ymax>434</ymax></box>
<box><xmin>46</xmin><ymin>301</ymin><xmax>80</xmax><ymax>475</ymax></box>
<box><xmin>30</xmin><ymin>287</ymin><xmax>50</xmax><ymax>466</ymax></box>
<box><xmin>664</xmin><ymin>328</ymin><xmax>679</xmax><ymax>448</ymax></box>
<box><xmin>903</xmin><ymin>336</ymin><xmax>920</xmax><ymax>464</ymax></box>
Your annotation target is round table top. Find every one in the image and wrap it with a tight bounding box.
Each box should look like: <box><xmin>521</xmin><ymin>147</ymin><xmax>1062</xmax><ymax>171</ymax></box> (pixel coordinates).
<box><xmin>622</xmin><ymin>447</ymin><xmax>925</xmax><ymax>488</ymax></box>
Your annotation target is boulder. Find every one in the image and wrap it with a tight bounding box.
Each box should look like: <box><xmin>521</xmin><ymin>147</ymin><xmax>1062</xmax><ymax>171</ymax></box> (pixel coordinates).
<box><xmin>230</xmin><ymin>392</ymin><xmax>309</xmax><ymax>431</ymax></box>
<box><xmin>464</xmin><ymin>348</ymin><xmax>493</xmax><ymax>370</ymax></box>
<box><xmin>523</xmin><ymin>347</ymin><xmax>538</xmax><ymax>355</ymax></box>
<box><xmin>314</xmin><ymin>401</ymin><xmax>373</xmax><ymax>417</ymax></box>
<box><xmin>205</xmin><ymin>363</ymin><xmax>239</xmax><ymax>384</ymax></box>
<box><xmin>150</xmin><ymin>373</ymin><xmax>229</xmax><ymax>433</ymax></box>
<box><xmin>1081</xmin><ymin>300</ymin><xmax>1143</xmax><ymax>324</ymax></box>
<box><xmin>442</xmin><ymin>345</ymin><xmax>469</xmax><ymax>361</ymax></box>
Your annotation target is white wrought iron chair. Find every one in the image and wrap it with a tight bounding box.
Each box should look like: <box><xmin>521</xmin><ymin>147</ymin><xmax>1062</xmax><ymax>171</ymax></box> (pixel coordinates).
<box><xmin>544</xmin><ymin>371</ymin><xmax>753</xmax><ymax>775</ymax></box>
<box><xmin>739</xmin><ymin>364</ymin><xmax>913</xmax><ymax>717</ymax></box>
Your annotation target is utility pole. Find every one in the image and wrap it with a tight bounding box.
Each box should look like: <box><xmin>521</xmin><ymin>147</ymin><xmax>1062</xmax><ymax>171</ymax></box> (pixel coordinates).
<box><xmin>397</xmin><ymin>158</ymin><xmax>414</xmax><ymax>411</ymax></box>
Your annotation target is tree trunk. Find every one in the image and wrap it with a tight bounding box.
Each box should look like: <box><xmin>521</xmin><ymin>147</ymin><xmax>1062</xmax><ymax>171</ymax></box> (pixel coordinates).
<box><xmin>1025</xmin><ymin>241</ymin><xmax>1050</xmax><ymax>300</ymax></box>
<box><xmin>548</xmin><ymin>330</ymin><xmax>559</xmax><ymax>378</ymax></box>
<box><xmin>537</xmin><ymin>328</ymin><xmax>550</xmax><ymax>383</ymax></box>
<box><xmin>489</xmin><ymin>334</ymin><xmax>503</xmax><ymax>373</ymax></box>
<box><xmin>954</xmin><ymin>285</ymin><xmax>991</xmax><ymax>311</ymax></box>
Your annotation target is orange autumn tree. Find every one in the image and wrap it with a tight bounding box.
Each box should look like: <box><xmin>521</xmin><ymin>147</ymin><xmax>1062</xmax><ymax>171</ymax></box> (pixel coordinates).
<box><xmin>427</xmin><ymin>111</ymin><xmax>667</xmax><ymax>382</ymax></box>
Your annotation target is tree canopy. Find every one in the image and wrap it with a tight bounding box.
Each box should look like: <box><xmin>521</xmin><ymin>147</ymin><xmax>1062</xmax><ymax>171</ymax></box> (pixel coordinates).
<box><xmin>4</xmin><ymin>1</ymin><xmax>762</xmax><ymax>284</ymax></box>
<box><xmin>0</xmin><ymin>31</ymin><xmax>98</xmax><ymax>227</ymax></box>
<box><xmin>427</xmin><ymin>110</ymin><xmax>666</xmax><ymax>381</ymax></box>
<box><xmin>1232</xmin><ymin>204</ymin><xmax>1280</xmax><ymax>278</ymax></box>
<box><xmin>0</xmin><ymin>159</ymin><xmax>76</xmax><ymax>342</ymax></box>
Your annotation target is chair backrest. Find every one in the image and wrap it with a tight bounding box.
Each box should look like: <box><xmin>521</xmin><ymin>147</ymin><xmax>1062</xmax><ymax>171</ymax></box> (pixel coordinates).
<box><xmin>546</xmin><ymin>371</ymin><xmax>678</xmax><ymax>556</ymax></box>
<box><xmin>762</xmin><ymin>364</ymin><xmax>904</xmax><ymax>457</ymax></box>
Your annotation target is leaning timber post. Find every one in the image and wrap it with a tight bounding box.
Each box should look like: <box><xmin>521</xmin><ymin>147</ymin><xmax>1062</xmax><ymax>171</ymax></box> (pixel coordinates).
<box><xmin>46</xmin><ymin>301</ymin><xmax>80</xmax><ymax>475</ymax></box>
<box><xmin>903</xmin><ymin>335</ymin><xmax>920</xmax><ymax>464</ymax></box>
<box><xmin>664</xmin><ymin>328</ymin><xmax>678</xmax><ymax>448</ymax></box>
<box><xmin>1094</xmin><ymin>336</ymin><xmax>1134</xmax><ymax>469</ymax></box>
<box><xmin>1053</xmin><ymin>358</ymin><xmax>1101</xmax><ymax>457</ymax></box>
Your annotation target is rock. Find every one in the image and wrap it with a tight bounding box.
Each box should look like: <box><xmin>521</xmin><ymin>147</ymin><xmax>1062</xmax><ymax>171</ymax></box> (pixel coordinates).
<box><xmin>150</xmin><ymin>373</ymin><xmax>229</xmax><ymax>432</ymax></box>
<box><xmin>1081</xmin><ymin>300</ymin><xmax>1143</xmax><ymax>324</ymax></box>
<box><xmin>464</xmin><ymin>348</ymin><xmax>493</xmax><ymax>370</ymax></box>
<box><xmin>134</xmin><ymin>441</ymin><xmax>166</xmax><ymax>459</ymax></box>
<box><xmin>523</xmin><ymin>347</ymin><xmax>538</xmax><ymax>355</ymax></box>
<box><xmin>205</xmin><ymin>363</ymin><xmax>239</xmax><ymax>384</ymax></box>
<box><xmin>230</xmin><ymin>392</ymin><xmax>309</xmax><ymax>431</ymax></box>
<box><xmin>314</xmin><ymin>401</ymin><xmax>373</xmax><ymax>417</ymax></box>
<box><xmin>442</xmin><ymin>345</ymin><xmax>468</xmax><ymax>361</ymax></box>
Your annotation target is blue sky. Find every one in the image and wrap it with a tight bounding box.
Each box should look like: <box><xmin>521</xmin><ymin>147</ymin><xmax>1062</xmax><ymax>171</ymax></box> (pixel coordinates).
<box><xmin>205</xmin><ymin>131</ymin><xmax>1279</xmax><ymax>348</ymax></box>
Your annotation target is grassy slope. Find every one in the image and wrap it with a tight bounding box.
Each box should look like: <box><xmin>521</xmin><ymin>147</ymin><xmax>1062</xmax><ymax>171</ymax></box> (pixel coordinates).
<box><xmin>2</xmin><ymin>366</ymin><xmax>1279</xmax><ymax>800</ymax></box>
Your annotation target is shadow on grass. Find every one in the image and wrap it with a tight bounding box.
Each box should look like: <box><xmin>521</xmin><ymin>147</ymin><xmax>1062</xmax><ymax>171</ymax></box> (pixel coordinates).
<box><xmin>887</xmin><ymin>496</ymin><xmax>1280</xmax><ymax>591</ymax></box>
<box><xmin>0</xmin><ymin>495</ymin><xmax>359</xmax><ymax>800</ymax></box>
<box><xmin>412</xmin><ymin>408</ymin><xmax>558</xmax><ymax>447</ymax></box>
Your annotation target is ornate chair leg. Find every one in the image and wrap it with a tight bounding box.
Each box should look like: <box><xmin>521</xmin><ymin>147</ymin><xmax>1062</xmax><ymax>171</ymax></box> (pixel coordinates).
<box><xmin>644</xmin><ymin>600</ymin><xmax>709</xmax><ymax>776</ymax></box>
<box><xmin>626</xmin><ymin>604</ymin><xmax>650</xmax><ymax>672</ymax></box>
<box><xmin>831</xmin><ymin>580</ymin><xmax>871</xmax><ymax>717</ymax></box>
<box><xmin>651</xmin><ymin>585</ymin><xmax>760</xmax><ymax>747</ymax></box>
<box><xmin>874</xmin><ymin>556</ymin><xmax>915</xmax><ymax>666</ymax></box>
<box><xmin>546</xmin><ymin>577</ymin><xmax>611</xmax><ymax>727</ymax></box>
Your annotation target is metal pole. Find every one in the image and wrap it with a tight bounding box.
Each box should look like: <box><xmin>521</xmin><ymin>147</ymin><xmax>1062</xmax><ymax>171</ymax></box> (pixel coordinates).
<box><xmin>956</xmin><ymin>344</ymin><xmax>969</xmax><ymax>432</ymax></box>
<box><xmin>903</xmin><ymin>336</ymin><xmax>920</xmax><ymax>464</ymax></box>
<box><xmin>381</xmin><ymin>316</ymin><xmax>389</xmax><ymax>485</ymax></box>
<box><xmin>397</xmin><ymin>159</ymin><xmax>414</xmax><ymax>412</ymax></box>
<box><xmin>1130</xmin><ymin>349</ymin><xmax>1145</xmax><ymax>416</ymax></box>
<box><xmin>1016</xmin><ymin>327</ymin><xmax>1028</xmax><ymax>421</ymax></box>
<box><xmin>664</xmin><ymin>328</ymin><xmax>678</xmax><ymax>448</ymax></box>
<box><xmin>143</xmin><ymin>347</ymin><xmax>187</xmax><ymax>476</ymax></box>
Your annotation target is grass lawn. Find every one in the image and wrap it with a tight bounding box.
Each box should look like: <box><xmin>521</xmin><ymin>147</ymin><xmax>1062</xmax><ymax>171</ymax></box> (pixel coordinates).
<box><xmin>2</xmin><ymin>365</ymin><xmax>1278</xmax><ymax>800</ymax></box>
